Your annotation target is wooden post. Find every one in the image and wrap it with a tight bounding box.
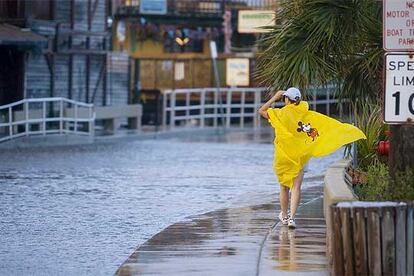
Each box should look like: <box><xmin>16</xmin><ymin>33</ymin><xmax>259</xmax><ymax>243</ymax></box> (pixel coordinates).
<box><xmin>389</xmin><ymin>125</ymin><xmax>414</xmax><ymax>174</ymax></box>
<box><xmin>381</xmin><ymin>207</ymin><xmax>396</xmax><ymax>275</ymax></box>
<box><xmin>407</xmin><ymin>203</ymin><xmax>414</xmax><ymax>276</ymax></box>
<box><xmin>352</xmin><ymin>207</ymin><xmax>368</xmax><ymax>275</ymax></box>
<box><xmin>367</xmin><ymin>208</ymin><xmax>382</xmax><ymax>275</ymax></box>
<box><xmin>396</xmin><ymin>205</ymin><xmax>407</xmax><ymax>276</ymax></box>
<box><xmin>340</xmin><ymin>208</ymin><xmax>354</xmax><ymax>275</ymax></box>
<box><xmin>331</xmin><ymin>206</ymin><xmax>345</xmax><ymax>275</ymax></box>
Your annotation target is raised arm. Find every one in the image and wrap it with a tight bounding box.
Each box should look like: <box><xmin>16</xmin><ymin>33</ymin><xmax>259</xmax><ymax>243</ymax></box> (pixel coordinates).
<box><xmin>258</xmin><ymin>90</ymin><xmax>284</xmax><ymax>119</ymax></box>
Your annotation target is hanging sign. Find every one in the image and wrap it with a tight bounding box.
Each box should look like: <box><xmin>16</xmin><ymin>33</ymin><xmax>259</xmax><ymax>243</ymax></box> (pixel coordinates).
<box><xmin>140</xmin><ymin>0</ymin><xmax>167</xmax><ymax>15</ymax></box>
<box><xmin>238</xmin><ymin>10</ymin><xmax>275</xmax><ymax>33</ymax></box>
<box><xmin>384</xmin><ymin>54</ymin><xmax>414</xmax><ymax>123</ymax></box>
<box><xmin>226</xmin><ymin>58</ymin><xmax>250</xmax><ymax>87</ymax></box>
<box><xmin>383</xmin><ymin>0</ymin><xmax>414</xmax><ymax>51</ymax></box>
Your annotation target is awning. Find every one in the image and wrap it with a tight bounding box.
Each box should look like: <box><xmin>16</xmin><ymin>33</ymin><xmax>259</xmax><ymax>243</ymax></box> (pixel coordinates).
<box><xmin>0</xmin><ymin>24</ymin><xmax>48</xmax><ymax>49</ymax></box>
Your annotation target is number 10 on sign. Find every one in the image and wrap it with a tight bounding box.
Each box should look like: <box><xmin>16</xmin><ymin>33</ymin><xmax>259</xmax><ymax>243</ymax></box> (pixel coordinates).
<box><xmin>385</xmin><ymin>54</ymin><xmax>414</xmax><ymax>123</ymax></box>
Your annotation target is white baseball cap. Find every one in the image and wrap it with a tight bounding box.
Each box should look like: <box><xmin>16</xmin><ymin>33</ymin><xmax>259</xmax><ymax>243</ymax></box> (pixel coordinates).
<box><xmin>283</xmin><ymin>87</ymin><xmax>301</xmax><ymax>101</ymax></box>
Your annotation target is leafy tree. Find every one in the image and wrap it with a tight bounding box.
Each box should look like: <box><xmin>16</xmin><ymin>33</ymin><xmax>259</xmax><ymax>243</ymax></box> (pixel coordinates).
<box><xmin>256</xmin><ymin>0</ymin><xmax>382</xmax><ymax>104</ymax></box>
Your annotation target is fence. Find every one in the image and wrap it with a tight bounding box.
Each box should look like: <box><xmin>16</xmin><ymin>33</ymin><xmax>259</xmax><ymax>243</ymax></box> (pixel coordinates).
<box><xmin>162</xmin><ymin>87</ymin><xmax>343</xmax><ymax>129</ymax></box>
<box><xmin>0</xmin><ymin>97</ymin><xmax>94</xmax><ymax>142</ymax></box>
<box><xmin>331</xmin><ymin>201</ymin><xmax>414</xmax><ymax>276</ymax></box>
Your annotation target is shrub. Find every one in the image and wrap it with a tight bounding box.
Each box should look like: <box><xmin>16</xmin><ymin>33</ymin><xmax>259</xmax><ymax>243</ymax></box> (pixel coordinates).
<box><xmin>355</xmin><ymin>163</ymin><xmax>414</xmax><ymax>201</ymax></box>
<box><xmin>354</xmin><ymin>162</ymin><xmax>388</xmax><ymax>201</ymax></box>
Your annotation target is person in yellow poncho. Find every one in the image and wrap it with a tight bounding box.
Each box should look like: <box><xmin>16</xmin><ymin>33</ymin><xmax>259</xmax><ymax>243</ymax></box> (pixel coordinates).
<box><xmin>258</xmin><ymin>87</ymin><xmax>366</xmax><ymax>228</ymax></box>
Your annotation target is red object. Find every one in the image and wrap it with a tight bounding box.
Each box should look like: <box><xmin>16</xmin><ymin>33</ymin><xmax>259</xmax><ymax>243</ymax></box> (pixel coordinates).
<box><xmin>377</xmin><ymin>141</ymin><xmax>390</xmax><ymax>156</ymax></box>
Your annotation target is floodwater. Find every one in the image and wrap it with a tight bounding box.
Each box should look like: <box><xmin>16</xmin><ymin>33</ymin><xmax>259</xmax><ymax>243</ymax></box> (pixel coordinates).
<box><xmin>0</xmin><ymin>129</ymin><xmax>342</xmax><ymax>275</ymax></box>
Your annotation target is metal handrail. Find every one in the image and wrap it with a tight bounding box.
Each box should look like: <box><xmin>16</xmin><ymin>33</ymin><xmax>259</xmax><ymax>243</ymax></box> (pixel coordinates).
<box><xmin>162</xmin><ymin>87</ymin><xmax>342</xmax><ymax>129</ymax></box>
<box><xmin>0</xmin><ymin>97</ymin><xmax>95</xmax><ymax>143</ymax></box>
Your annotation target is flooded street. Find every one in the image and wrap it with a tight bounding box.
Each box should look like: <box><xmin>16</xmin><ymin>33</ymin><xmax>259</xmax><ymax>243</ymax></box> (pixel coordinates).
<box><xmin>0</xmin><ymin>130</ymin><xmax>342</xmax><ymax>275</ymax></box>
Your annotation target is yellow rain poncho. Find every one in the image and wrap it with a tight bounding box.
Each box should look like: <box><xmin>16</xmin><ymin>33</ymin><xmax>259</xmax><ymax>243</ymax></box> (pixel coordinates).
<box><xmin>267</xmin><ymin>101</ymin><xmax>366</xmax><ymax>188</ymax></box>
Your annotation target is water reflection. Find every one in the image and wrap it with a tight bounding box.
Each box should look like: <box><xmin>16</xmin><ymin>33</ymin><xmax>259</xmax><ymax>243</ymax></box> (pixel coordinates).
<box><xmin>265</xmin><ymin>198</ymin><xmax>328</xmax><ymax>273</ymax></box>
<box><xmin>116</xmin><ymin>186</ymin><xmax>327</xmax><ymax>275</ymax></box>
<box><xmin>116</xmin><ymin>201</ymin><xmax>279</xmax><ymax>275</ymax></box>
<box><xmin>272</xmin><ymin>224</ymin><xmax>327</xmax><ymax>272</ymax></box>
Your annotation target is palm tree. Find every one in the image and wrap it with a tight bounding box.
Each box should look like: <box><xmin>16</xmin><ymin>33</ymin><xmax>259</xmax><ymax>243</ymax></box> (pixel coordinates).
<box><xmin>256</xmin><ymin>0</ymin><xmax>414</xmax><ymax>183</ymax></box>
<box><xmin>256</xmin><ymin>0</ymin><xmax>382</xmax><ymax>104</ymax></box>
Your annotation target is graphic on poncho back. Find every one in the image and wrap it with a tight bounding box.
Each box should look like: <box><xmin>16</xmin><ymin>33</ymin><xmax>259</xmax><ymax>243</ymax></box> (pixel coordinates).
<box><xmin>297</xmin><ymin>121</ymin><xmax>319</xmax><ymax>141</ymax></box>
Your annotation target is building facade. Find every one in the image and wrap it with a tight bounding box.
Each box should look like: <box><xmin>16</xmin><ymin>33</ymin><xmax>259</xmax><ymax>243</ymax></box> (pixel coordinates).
<box><xmin>113</xmin><ymin>0</ymin><xmax>277</xmax><ymax>92</ymax></box>
<box><xmin>0</xmin><ymin>0</ymin><xmax>130</xmax><ymax>107</ymax></box>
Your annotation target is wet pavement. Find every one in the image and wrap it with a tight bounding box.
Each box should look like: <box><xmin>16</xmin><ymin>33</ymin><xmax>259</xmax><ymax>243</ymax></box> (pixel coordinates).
<box><xmin>116</xmin><ymin>184</ymin><xmax>328</xmax><ymax>276</ymax></box>
<box><xmin>0</xmin><ymin>129</ymin><xmax>339</xmax><ymax>275</ymax></box>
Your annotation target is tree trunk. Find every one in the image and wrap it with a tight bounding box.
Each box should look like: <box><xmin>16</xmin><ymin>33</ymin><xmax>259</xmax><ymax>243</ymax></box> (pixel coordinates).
<box><xmin>389</xmin><ymin>125</ymin><xmax>414</xmax><ymax>177</ymax></box>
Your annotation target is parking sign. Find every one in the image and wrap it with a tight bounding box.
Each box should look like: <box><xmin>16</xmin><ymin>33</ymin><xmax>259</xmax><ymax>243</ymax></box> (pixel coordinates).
<box><xmin>383</xmin><ymin>0</ymin><xmax>414</xmax><ymax>51</ymax></box>
<box><xmin>384</xmin><ymin>54</ymin><xmax>414</xmax><ymax>123</ymax></box>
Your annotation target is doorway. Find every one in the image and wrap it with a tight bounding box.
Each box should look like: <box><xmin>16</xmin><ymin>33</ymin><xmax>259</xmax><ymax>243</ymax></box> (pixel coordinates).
<box><xmin>0</xmin><ymin>46</ymin><xmax>24</xmax><ymax>105</ymax></box>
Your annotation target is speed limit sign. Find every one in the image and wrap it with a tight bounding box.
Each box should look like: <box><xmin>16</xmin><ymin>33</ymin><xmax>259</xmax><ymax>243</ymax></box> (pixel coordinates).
<box><xmin>384</xmin><ymin>54</ymin><xmax>414</xmax><ymax>123</ymax></box>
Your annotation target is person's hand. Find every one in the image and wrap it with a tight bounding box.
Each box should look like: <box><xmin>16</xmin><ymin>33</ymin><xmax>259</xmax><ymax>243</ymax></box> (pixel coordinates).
<box><xmin>272</xmin><ymin>90</ymin><xmax>284</xmax><ymax>101</ymax></box>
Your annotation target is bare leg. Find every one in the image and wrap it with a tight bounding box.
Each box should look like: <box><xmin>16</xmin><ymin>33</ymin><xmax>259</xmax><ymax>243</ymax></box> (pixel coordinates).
<box><xmin>279</xmin><ymin>185</ymin><xmax>289</xmax><ymax>218</ymax></box>
<box><xmin>290</xmin><ymin>170</ymin><xmax>304</xmax><ymax>218</ymax></box>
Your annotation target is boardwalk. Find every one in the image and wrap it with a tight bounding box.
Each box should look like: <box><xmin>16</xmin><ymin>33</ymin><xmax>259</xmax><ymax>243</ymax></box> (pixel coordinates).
<box><xmin>116</xmin><ymin>182</ymin><xmax>328</xmax><ymax>276</ymax></box>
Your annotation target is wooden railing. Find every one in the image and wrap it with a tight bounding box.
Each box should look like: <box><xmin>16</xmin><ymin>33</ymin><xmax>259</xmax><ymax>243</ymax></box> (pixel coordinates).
<box><xmin>0</xmin><ymin>97</ymin><xmax>94</xmax><ymax>143</ymax></box>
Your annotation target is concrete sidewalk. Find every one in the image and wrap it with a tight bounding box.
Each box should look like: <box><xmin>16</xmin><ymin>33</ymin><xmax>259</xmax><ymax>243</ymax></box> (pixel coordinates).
<box><xmin>116</xmin><ymin>184</ymin><xmax>328</xmax><ymax>276</ymax></box>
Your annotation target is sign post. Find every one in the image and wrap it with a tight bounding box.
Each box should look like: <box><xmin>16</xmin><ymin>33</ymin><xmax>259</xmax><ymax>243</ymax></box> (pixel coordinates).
<box><xmin>383</xmin><ymin>0</ymin><xmax>414</xmax><ymax>175</ymax></box>
<box><xmin>210</xmin><ymin>41</ymin><xmax>225</xmax><ymax>128</ymax></box>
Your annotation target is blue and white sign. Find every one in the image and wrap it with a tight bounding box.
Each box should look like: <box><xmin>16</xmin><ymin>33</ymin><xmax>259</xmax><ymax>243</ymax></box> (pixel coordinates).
<box><xmin>140</xmin><ymin>0</ymin><xmax>167</xmax><ymax>15</ymax></box>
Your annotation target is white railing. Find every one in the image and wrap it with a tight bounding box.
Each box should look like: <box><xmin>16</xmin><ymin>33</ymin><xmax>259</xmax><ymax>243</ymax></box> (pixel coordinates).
<box><xmin>162</xmin><ymin>87</ymin><xmax>342</xmax><ymax>129</ymax></box>
<box><xmin>0</xmin><ymin>97</ymin><xmax>95</xmax><ymax>143</ymax></box>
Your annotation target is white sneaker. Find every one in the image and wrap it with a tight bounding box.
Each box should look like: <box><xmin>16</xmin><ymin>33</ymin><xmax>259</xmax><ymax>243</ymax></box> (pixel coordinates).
<box><xmin>288</xmin><ymin>217</ymin><xmax>296</xmax><ymax>229</ymax></box>
<box><xmin>278</xmin><ymin>211</ymin><xmax>289</xmax><ymax>225</ymax></box>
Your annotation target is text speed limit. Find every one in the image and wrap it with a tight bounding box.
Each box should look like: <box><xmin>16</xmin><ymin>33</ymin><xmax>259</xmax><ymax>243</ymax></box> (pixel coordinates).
<box><xmin>385</xmin><ymin>54</ymin><xmax>414</xmax><ymax>124</ymax></box>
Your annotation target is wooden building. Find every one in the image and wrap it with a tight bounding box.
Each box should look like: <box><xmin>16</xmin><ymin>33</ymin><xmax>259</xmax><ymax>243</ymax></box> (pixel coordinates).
<box><xmin>0</xmin><ymin>0</ymin><xmax>130</xmax><ymax>107</ymax></box>
<box><xmin>113</xmin><ymin>0</ymin><xmax>277</xmax><ymax>91</ymax></box>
